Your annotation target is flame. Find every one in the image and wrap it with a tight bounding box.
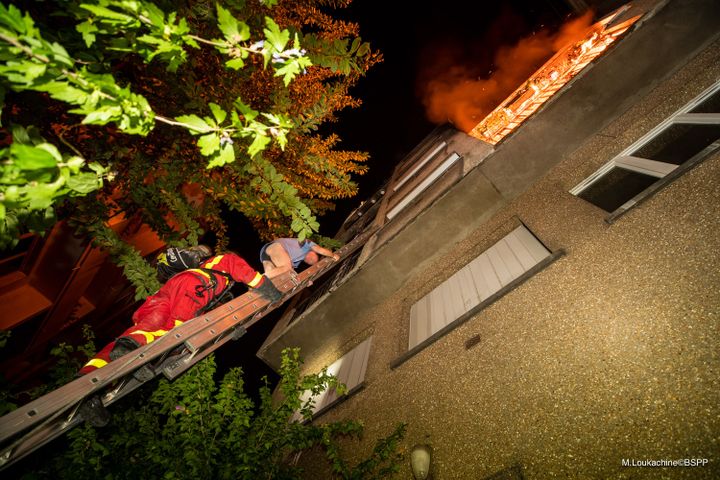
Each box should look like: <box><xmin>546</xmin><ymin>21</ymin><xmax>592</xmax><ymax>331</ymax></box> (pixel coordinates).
<box><xmin>419</xmin><ymin>11</ymin><xmax>596</xmax><ymax>132</ymax></box>
<box><xmin>469</xmin><ymin>7</ymin><xmax>641</xmax><ymax>144</ymax></box>
<box><xmin>419</xmin><ymin>6</ymin><xmax>641</xmax><ymax>145</ymax></box>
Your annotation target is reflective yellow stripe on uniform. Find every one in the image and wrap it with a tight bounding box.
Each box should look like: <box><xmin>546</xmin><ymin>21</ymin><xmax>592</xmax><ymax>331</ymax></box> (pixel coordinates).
<box><xmin>174</xmin><ymin>319</ymin><xmax>184</xmax><ymax>327</ymax></box>
<box><xmin>83</xmin><ymin>358</ymin><xmax>108</xmax><ymax>369</ymax></box>
<box><xmin>248</xmin><ymin>272</ymin><xmax>263</xmax><ymax>287</ymax></box>
<box><xmin>129</xmin><ymin>329</ymin><xmax>168</xmax><ymax>344</ymax></box>
<box><xmin>187</xmin><ymin>268</ymin><xmax>212</xmax><ymax>280</ymax></box>
<box><xmin>203</xmin><ymin>255</ymin><xmax>224</xmax><ymax>270</ymax></box>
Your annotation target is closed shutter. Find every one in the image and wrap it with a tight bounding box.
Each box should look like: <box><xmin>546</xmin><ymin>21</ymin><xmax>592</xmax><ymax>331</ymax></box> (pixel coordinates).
<box><xmin>409</xmin><ymin>225</ymin><xmax>550</xmax><ymax>349</ymax></box>
<box><xmin>293</xmin><ymin>336</ymin><xmax>373</xmax><ymax>421</ymax></box>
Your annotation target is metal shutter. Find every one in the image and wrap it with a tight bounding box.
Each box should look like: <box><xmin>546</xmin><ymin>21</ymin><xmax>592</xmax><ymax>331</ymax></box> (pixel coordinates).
<box><xmin>409</xmin><ymin>225</ymin><xmax>550</xmax><ymax>349</ymax></box>
<box><xmin>293</xmin><ymin>336</ymin><xmax>373</xmax><ymax>421</ymax></box>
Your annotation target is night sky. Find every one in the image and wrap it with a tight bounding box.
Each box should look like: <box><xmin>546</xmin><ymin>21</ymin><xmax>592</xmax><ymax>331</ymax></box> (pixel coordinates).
<box><xmin>326</xmin><ymin>0</ymin><xmax>576</xmax><ymax>230</ymax></box>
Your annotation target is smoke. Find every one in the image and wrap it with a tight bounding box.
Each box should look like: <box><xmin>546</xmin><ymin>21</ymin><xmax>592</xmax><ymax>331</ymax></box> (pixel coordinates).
<box><xmin>418</xmin><ymin>11</ymin><xmax>594</xmax><ymax>132</ymax></box>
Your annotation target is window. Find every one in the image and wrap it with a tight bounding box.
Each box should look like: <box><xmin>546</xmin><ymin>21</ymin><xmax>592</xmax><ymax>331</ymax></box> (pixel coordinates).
<box><xmin>571</xmin><ymin>81</ymin><xmax>720</xmax><ymax>217</ymax></box>
<box><xmin>401</xmin><ymin>224</ymin><xmax>555</xmax><ymax>359</ymax></box>
<box><xmin>292</xmin><ymin>336</ymin><xmax>372</xmax><ymax>422</ymax></box>
<box><xmin>393</xmin><ymin>141</ymin><xmax>447</xmax><ymax>192</ymax></box>
<box><xmin>386</xmin><ymin>152</ymin><xmax>462</xmax><ymax>220</ymax></box>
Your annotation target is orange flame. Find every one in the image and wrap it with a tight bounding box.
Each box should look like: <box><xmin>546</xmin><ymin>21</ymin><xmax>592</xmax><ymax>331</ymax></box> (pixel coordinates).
<box><xmin>420</xmin><ymin>6</ymin><xmax>640</xmax><ymax>144</ymax></box>
<box><xmin>469</xmin><ymin>8</ymin><xmax>640</xmax><ymax>144</ymax></box>
<box><xmin>420</xmin><ymin>12</ymin><xmax>595</xmax><ymax>133</ymax></box>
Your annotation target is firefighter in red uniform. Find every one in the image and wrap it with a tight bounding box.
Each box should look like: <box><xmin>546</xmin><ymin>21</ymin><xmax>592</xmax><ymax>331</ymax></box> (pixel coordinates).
<box><xmin>79</xmin><ymin>247</ymin><xmax>282</xmax><ymax>376</ymax></box>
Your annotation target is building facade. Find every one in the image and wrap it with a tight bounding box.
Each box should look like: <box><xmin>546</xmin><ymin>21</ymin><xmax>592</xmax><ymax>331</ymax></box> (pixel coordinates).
<box><xmin>259</xmin><ymin>0</ymin><xmax>720</xmax><ymax>478</ymax></box>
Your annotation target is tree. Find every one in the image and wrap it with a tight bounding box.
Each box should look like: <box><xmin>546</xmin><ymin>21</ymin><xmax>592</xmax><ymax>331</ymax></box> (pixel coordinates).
<box><xmin>17</xmin><ymin>348</ymin><xmax>406</xmax><ymax>479</ymax></box>
<box><xmin>0</xmin><ymin>0</ymin><xmax>380</xmax><ymax>296</ymax></box>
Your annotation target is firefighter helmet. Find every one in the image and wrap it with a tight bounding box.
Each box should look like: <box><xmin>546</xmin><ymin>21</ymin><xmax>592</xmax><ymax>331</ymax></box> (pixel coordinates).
<box><xmin>156</xmin><ymin>245</ymin><xmax>212</xmax><ymax>282</ymax></box>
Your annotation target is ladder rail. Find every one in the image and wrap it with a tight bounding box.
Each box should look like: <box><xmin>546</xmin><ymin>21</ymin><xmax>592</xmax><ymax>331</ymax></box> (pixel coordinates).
<box><xmin>0</xmin><ymin>225</ymin><xmax>379</xmax><ymax>470</ymax></box>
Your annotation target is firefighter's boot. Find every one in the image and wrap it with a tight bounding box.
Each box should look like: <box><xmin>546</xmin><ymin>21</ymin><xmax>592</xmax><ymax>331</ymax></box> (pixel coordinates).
<box><xmin>252</xmin><ymin>275</ymin><xmax>283</xmax><ymax>303</ymax></box>
<box><xmin>110</xmin><ymin>337</ymin><xmax>155</xmax><ymax>382</ymax></box>
<box><xmin>109</xmin><ymin>337</ymin><xmax>142</xmax><ymax>361</ymax></box>
<box><xmin>78</xmin><ymin>395</ymin><xmax>110</xmax><ymax>427</ymax></box>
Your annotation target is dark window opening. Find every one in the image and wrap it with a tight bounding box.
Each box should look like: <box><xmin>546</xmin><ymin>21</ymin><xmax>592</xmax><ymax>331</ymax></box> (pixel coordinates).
<box><xmin>690</xmin><ymin>90</ymin><xmax>720</xmax><ymax>113</ymax></box>
<box><xmin>631</xmin><ymin>123</ymin><xmax>720</xmax><ymax>165</ymax></box>
<box><xmin>579</xmin><ymin>167</ymin><xmax>657</xmax><ymax>212</ymax></box>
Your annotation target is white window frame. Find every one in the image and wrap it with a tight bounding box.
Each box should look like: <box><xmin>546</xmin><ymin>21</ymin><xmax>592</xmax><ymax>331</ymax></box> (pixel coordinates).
<box><xmin>386</xmin><ymin>152</ymin><xmax>461</xmax><ymax>220</ymax></box>
<box><xmin>570</xmin><ymin>81</ymin><xmax>720</xmax><ymax>211</ymax></box>
<box><xmin>393</xmin><ymin>141</ymin><xmax>447</xmax><ymax>192</ymax></box>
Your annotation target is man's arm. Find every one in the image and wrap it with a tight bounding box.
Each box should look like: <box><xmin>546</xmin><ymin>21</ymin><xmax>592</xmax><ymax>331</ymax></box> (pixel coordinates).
<box><xmin>311</xmin><ymin>243</ymin><xmax>340</xmax><ymax>261</ymax></box>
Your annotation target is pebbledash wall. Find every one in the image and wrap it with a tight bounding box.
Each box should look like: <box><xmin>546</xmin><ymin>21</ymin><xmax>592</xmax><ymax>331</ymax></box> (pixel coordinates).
<box><xmin>288</xmin><ymin>3</ymin><xmax>720</xmax><ymax>479</ymax></box>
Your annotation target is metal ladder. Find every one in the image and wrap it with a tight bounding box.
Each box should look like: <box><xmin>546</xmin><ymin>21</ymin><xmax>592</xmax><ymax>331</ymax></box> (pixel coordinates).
<box><xmin>0</xmin><ymin>226</ymin><xmax>378</xmax><ymax>470</ymax></box>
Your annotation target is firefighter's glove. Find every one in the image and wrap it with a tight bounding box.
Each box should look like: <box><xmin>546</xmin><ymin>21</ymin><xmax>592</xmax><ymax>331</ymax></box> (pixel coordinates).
<box><xmin>253</xmin><ymin>275</ymin><xmax>283</xmax><ymax>303</ymax></box>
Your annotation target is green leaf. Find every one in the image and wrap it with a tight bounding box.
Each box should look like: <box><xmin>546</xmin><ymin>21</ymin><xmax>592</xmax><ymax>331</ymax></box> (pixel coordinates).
<box><xmin>10</xmin><ymin>144</ymin><xmax>57</xmax><ymax>170</ymax></box>
<box><xmin>0</xmin><ymin>85</ymin><xmax>4</xmax><ymax>127</ymax></box>
<box><xmin>49</xmin><ymin>42</ymin><xmax>73</xmax><ymax>67</ymax></box>
<box><xmin>216</xmin><ymin>4</ymin><xmax>239</xmax><ymax>40</ymax></box>
<box><xmin>350</xmin><ymin>37</ymin><xmax>361</xmax><ymax>53</ymax></box>
<box><xmin>76</xmin><ymin>21</ymin><xmax>98</xmax><ymax>47</ymax></box>
<box><xmin>67</xmin><ymin>172</ymin><xmax>101</xmax><ymax>194</ymax></box>
<box><xmin>143</xmin><ymin>3</ymin><xmax>165</xmax><ymax>27</ymax></box>
<box><xmin>36</xmin><ymin>143</ymin><xmax>62</xmax><ymax>162</ymax></box>
<box><xmin>225</xmin><ymin>57</ymin><xmax>244</xmax><ymax>70</ymax></box>
<box><xmin>208</xmin><ymin>103</ymin><xmax>227</xmax><ymax>124</ymax></box>
<box><xmin>82</xmin><ymin>106</ymin><xmax>122</xmax><ymax>125</ymax></box>
<box><xmin>80</xmin><ymin>4</ymin><xmax>134</xmax><ymax>23</ymax></box>
<box><xmin>247</xmin><ymin>133</ymin><xmax>270</xmax><ymax>158</ymax></box>
<box><xmin>357</xmin><ymin>42</ymin><xmax>370</xmax><ymax>57</ymax></box>
<box><xmin>27</xmin><ymin>181</ymin><xmax>63</xmax><ymax>210</ymax></box>
<box><xmin>0</xmin><ymin>4</ymin><xmax>26</xmax><ymax>34</ymax></box>
<box><xmin>263</xmin><ymin>17</ymin><xmax>289</xmax><ymax>52</ymax></box>
<box><xmin>87</xmin><ymin>162</ymin><xmax>105</xmax><ymax>175</ymax></box>
<box><xmin>36</xmin><ymin>82</ymin><xmax>88</xmax><ymax>104</ymax></box>
<box><xmin>197</xmin><ymin>133</ymin><xmax>220</xmax><ymax>156</ymax></box>
<box><xmin>219</xmin><ymin>143</ymin><xmax>235</xmax><ymax>165</ymax></box>
<box><xmin>206</xmin><ymin>143</ymin><xmax>235</xmax><ymax>169</ymax></box>
<box><xmin>65</xmin><ymin>156</ymin><xmax>84</xmax><ymax>173</ymax></box>
<box><xmin>176</xmin><ymin>115</ymin><xmax>212</xmax><ymax>134</ymax></box>
<box><xmin>274</xmin><ymin>57</ymin><xmax>311</xmax><ymax>86</ymax></box>
<box><xmin>233</xmin><ymin>99</ymin><xmax>257</xmax><ymax>121</ymax></box>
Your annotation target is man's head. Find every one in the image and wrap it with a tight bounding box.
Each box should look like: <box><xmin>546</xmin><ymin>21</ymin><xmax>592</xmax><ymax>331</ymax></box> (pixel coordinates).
<box><xmin>303</xmin><ymin>251</ymin><xmax>320</xmax><ymax>265</ymax></box>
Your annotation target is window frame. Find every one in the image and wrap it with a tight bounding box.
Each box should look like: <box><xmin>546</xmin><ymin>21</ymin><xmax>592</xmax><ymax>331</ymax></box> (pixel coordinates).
<box><xmin>386</xmin><ymin>152</ymin><xmax>462</xmax><ymax>220</ymax></box>
<box><xmin>570</xmin><ymin>81</ymin><xmax>720</xmax><ymax>222</ymax></box>
<box><xmin>390</xmin><ymin>222</ymin><xmax>563</xmax><ymax>370</ymax></box>
<box><xmin>292</xmin><ymin>336</ymin><xmax>373</xmax><ymax>422</ymax></box>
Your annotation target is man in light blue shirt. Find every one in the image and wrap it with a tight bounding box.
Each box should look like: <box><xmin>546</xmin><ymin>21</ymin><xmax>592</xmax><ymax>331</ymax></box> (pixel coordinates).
<box><xmin>260</xmin><ymin>238</ymin><xmax>339</xmax><ymax>278</ymax></box>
